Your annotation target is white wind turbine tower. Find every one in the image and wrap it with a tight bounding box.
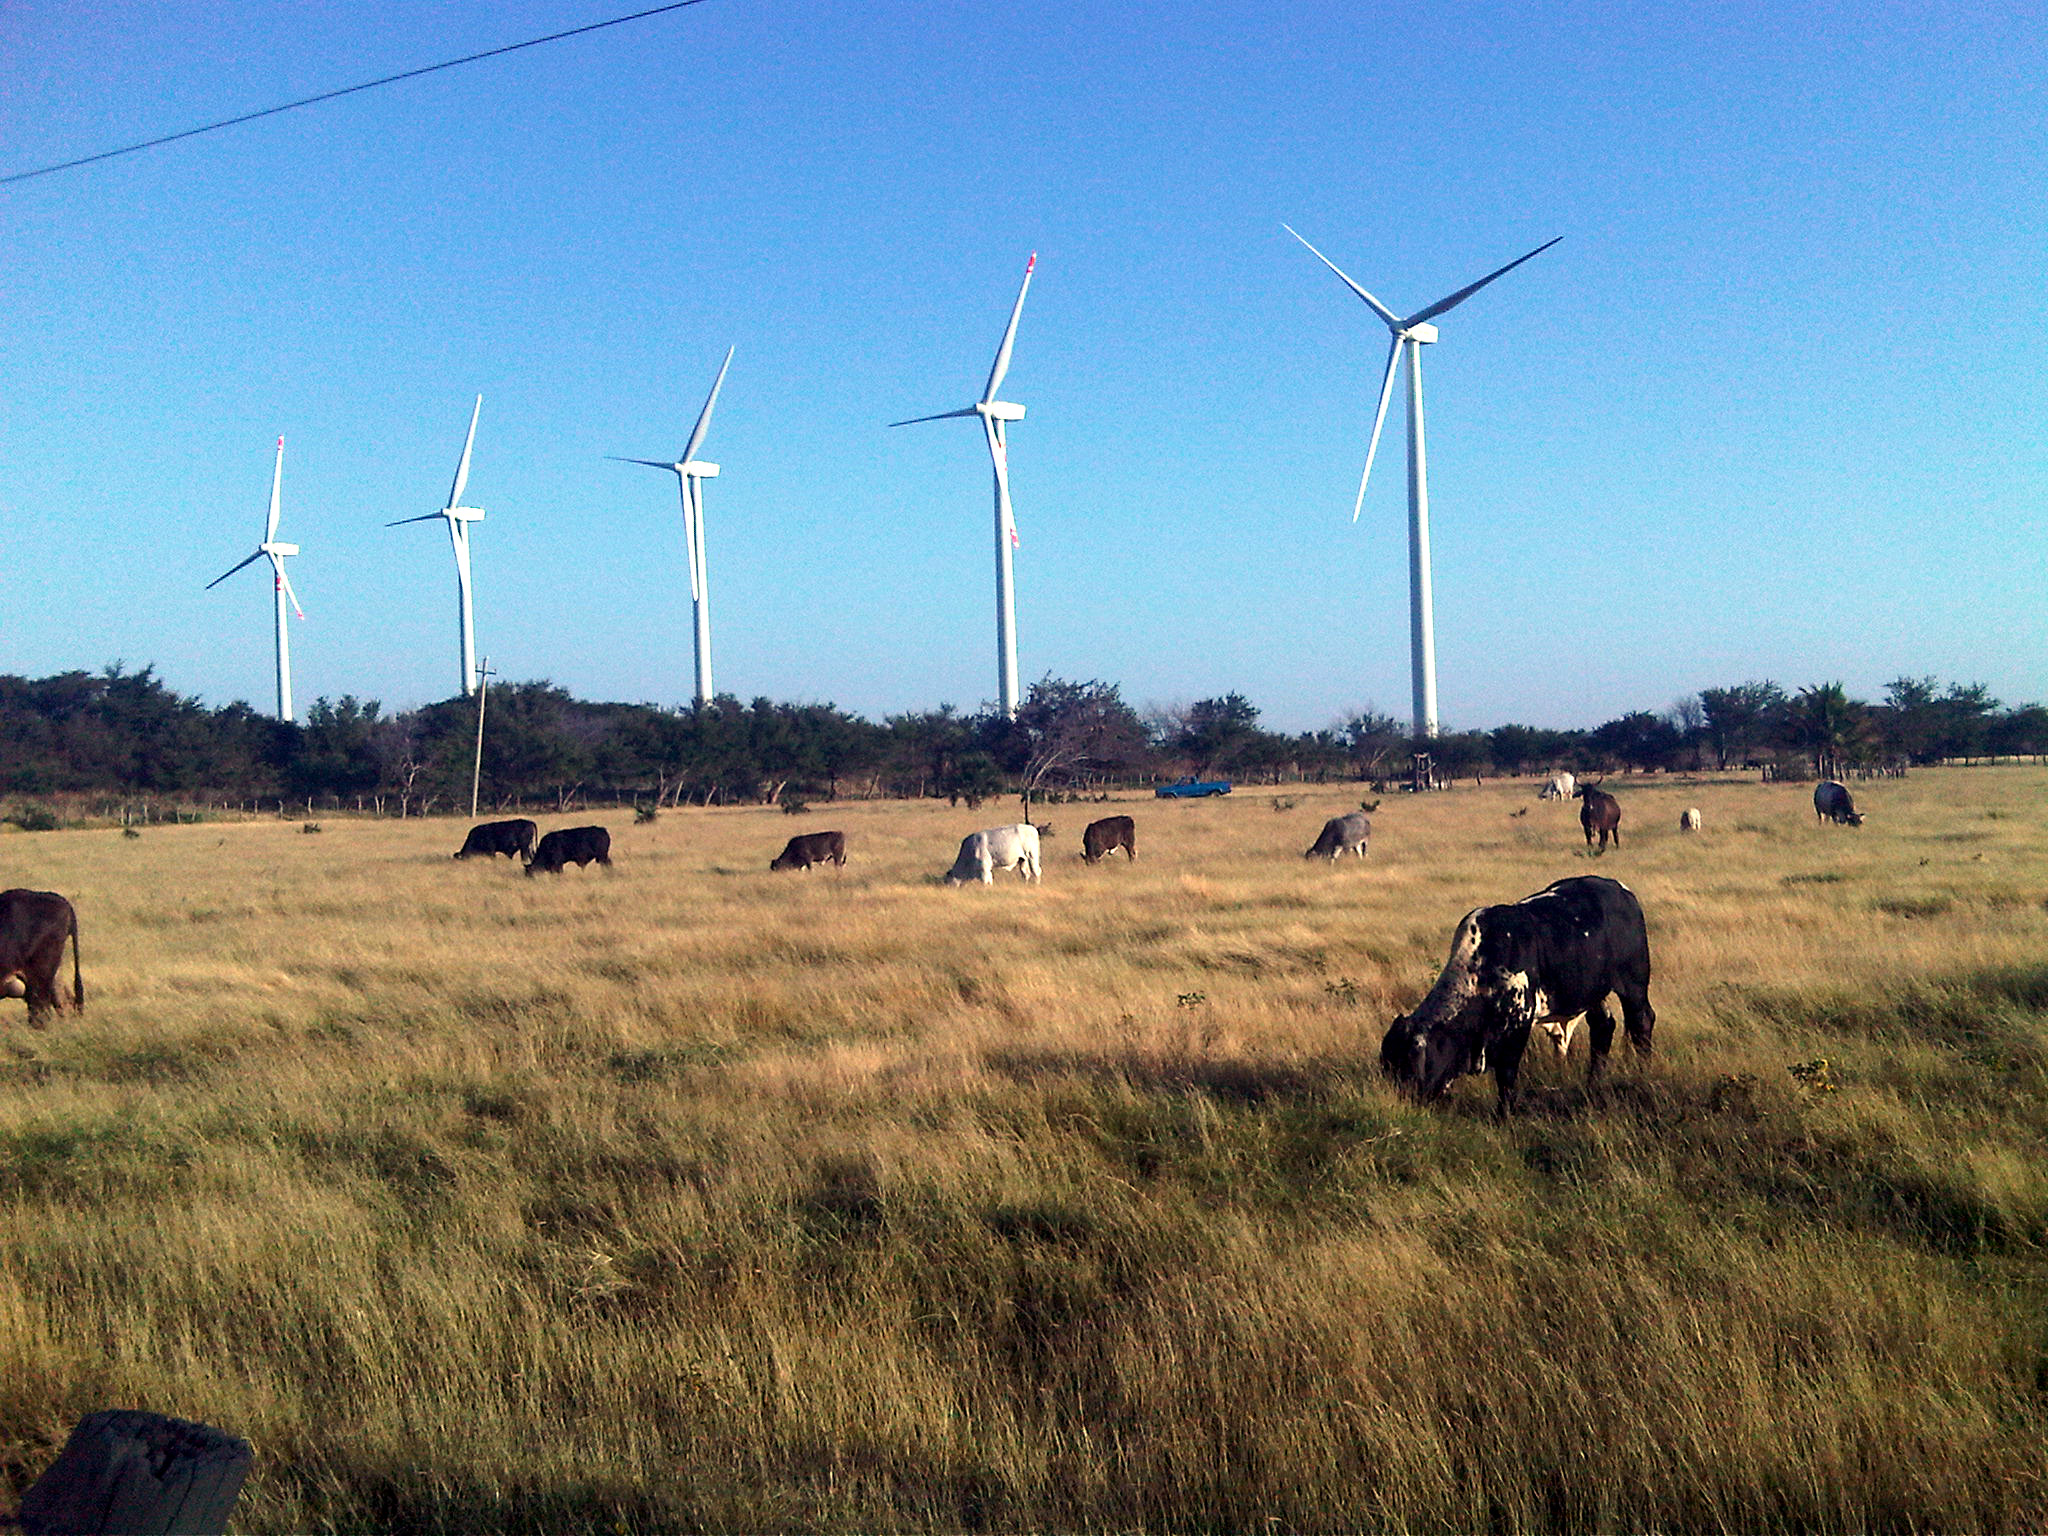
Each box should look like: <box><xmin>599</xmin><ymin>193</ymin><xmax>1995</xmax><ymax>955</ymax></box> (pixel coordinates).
<box><xmin>388</xmin><ymin>396</ymin><xmax>487</xmax><ymax>697</ymax></box>
<box><xmin>1286</xmin><ymin>227</ymin><xmax>1559</xmax><ymax>740</ymax></box>
<box><xmin>891</xmin><ymin>253</ymin><xmax>1036</xmax><ymax>718</ymax></box>
<box><xmin>610</xmin><ymin>347</ymin><xmax>734</xmax><ymax>707</ymax></box>
<box><xmin>205</xmin><ymin>437</ymin><xmax>304</xmax><ymax>722</ymax></box>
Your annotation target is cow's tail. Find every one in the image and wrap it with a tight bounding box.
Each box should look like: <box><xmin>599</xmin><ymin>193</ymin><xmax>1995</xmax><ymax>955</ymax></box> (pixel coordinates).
<box><xmin>68</xmin><ymin>907</ymin><xmax>84</xmax><ymax>1013</ymax></box>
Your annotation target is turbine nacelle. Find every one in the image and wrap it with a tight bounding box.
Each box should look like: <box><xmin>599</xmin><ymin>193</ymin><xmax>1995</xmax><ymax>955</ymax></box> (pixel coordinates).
<box><xmin>446</xmin><ymin>506</ymin><xmax>485</xmax><ymax>523</ymax></box>
<box><xmin>1401</xmin><ymin>323</ymin><xmax>1439</xmax><ymax>345</ymax></box>
<box><xmin>681</xmin><ymin>461</ymin><xmax>719</xmax><ymax>480</ymax></box>
<box><xmin>980</xmin><ymin>401</ymin><xmax>1027</xmax><ymax>423</ymax></box>
<box><xmin>260</xmin><ymin>542</ymin><xmax>299</xmax><ymax>557</ymax></box>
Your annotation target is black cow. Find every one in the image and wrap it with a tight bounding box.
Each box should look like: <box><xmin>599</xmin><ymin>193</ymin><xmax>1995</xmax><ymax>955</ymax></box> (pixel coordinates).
<box><xmin>1305</xmin><ymin>811</ymin><xmax>1371</xmax><ymax>860</ymax></box>
<box><xmin>1814</xmin><ymin>781</ymin><xmax>1864</xmax><ymax>827</ymax></box>
<box><xmin>772</xmin><ymin>830</ymin><xmax>847</xmax><ymax>870</ymax></box>
<box><xmin>0</xmin><ymin>889</ymin><xmax>84</xmax><ymax>1024</ymax></box>
<box><xmin>454</xmin><ymin>818</ymin><xmax>538</xmax><ymax>862</ymax></box>
<box><xmin>1081</xmin><ymin>815</ymin><xmax>1137</xmax><ymax>864</ymax></box>
<box><xmin>1574</xmin><ymin>784</ymin><xmax>1622</xmax><ymax>853</ymax></box>
<box><xmin>1380</xmin><ymin>875</ymin><xmax>1655</xmax><ymax>1116</ymax></box>
<box><xmin>527</xmin><ymin>826</ymin><xmax>612</xmax><ymax>875</ymax></box>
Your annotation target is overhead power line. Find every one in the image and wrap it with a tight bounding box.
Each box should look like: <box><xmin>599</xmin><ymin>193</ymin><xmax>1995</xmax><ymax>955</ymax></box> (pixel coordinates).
<box><xmin>1</xmin><ymin>0</ymin><xmax>715</xmax><ymax>187</ymax></box>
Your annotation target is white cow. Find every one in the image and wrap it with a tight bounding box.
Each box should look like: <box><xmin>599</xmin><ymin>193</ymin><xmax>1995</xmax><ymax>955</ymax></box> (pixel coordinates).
<box><xmin>1539</xmin><ymin>772</ymin><xmax>1576</xmax><ymax>801</ymax></box>
<box><xmin>946</xmin><ymin>823</ymin><xmax>1042</xmax><ymax>885</ymax></box>
<box><xmin>1679</xmin><ymin>807</ymin><xmax>1702</xmax><ymax>833</ymax></box>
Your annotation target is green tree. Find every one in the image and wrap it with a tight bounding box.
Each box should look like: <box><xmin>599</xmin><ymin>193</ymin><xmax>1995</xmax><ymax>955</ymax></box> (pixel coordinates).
<box><xmin>1788</xmin><ymin>682</ymin><xmax>1869</xmax><ymax>779</ymax></box>
<box><xmin>1343</xmin><ymin>709</ymin><xmax>1407</xmax><ymax>780</ymax></box>
<box><xmin>1700</xmin><ymin>681</ymin><xmax>1787</xmax><ymax>769</ymax></box>
<box><xmin>291</xmin><ymin>696</ymin><xmax>385</xmax><ymax>797</ymax></box>
<box><xmin>1011</xmin><ymin>678</ymin><xmax>1149</xmax><ymax>816</ymax></box>
<box><xmin>1590</xmin><ymin>711</ymin><xmax>1682</xmax><ymax>772</ymax></box>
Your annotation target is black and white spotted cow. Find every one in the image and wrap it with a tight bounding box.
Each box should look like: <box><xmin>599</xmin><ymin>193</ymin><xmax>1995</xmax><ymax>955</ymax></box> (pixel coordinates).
<box><xmin>1380</xmin><ymin>875</ymin><xmax>1655</xmax><ymax>1116</ymax></box>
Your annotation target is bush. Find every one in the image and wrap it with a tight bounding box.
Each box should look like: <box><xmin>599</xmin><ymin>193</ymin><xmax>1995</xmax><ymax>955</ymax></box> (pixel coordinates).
<box><xmin>9</xmin><ymin>803</ymin><xmax>60</xmax><ymax>832</ymax></box>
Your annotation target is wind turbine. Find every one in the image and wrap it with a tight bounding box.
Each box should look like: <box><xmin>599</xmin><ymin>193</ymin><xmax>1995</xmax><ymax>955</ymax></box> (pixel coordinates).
<box><xmin>205</xmin><ymin>437</ymin><xmax>304</xmax><ymax>722</ymax></box>
<box><xmin>610</xmin><ymin>347</ymin><xmax>733</xmax><ymax>707</ymax></box>
<box><xmin>388</xmin><ymin>395</ymin><xmax>486</xmax><ymax>697</ymax></box>
<box><xmin>1285</xmin><ymin>226</ymin><xmax>1559</xmax><ymax>740</ymax></box>
<box><xmin>891</xmin><ymin>253</ymin><xmax>1036</xmax><ymax>718</ymax></box>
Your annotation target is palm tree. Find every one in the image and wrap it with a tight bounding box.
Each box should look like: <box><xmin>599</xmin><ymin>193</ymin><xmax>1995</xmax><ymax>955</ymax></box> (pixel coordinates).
<box><xmin>1792</xmin><ymin>682</ymin><xmax>1866</xmax><ymax>780</ymax></box>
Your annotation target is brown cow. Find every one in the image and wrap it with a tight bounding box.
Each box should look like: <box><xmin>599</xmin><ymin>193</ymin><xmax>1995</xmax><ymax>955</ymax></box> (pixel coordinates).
<box><xmin>1081</xmin><ymin>815</ymin><xmax>1137</xmax><ymax>864</ymax></box>
<box><xmin>771</xmin><ymin>830</ymin><xmax>847</xmax><ymax>870</ymax></box>
<box><xmin>1574</xmin><ymin>785</ymin><xmax>1622</xmax><ymax>854</ymax></box>
<box><xmin>0</xmin><ymin>889</ymin><xmax>84</xmax><ymax>1024</ymax></box>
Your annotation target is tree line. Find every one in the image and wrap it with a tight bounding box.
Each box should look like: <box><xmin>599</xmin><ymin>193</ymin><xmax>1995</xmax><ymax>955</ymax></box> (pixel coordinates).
<box><xmin>2</xmin><ymin>665</ymin><xmax>2041</xmax><ymax>821</ymax></box>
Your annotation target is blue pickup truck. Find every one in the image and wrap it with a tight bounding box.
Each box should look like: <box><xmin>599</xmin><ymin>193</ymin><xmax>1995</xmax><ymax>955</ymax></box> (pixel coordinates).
<box><xmin>1155</xmin><ymin>777</ymin><xmax>1233</xmax><ymax>799</ymax></box>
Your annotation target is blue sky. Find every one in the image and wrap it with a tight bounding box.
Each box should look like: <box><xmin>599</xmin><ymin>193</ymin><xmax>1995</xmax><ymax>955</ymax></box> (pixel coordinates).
<box><xmin>3</xmin><ymin>1</ymin><xmax>2042</xmax><ymax>732</ymax></box>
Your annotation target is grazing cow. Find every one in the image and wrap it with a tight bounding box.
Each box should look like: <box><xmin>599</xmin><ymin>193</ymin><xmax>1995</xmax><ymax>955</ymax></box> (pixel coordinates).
<box><xmin>1575</xmin><ymin>784</ymin><xmax>1622</xmax><ymax>853</ymax></box>
<box><xmin>1380</xmin><ymin>875</ymin><xmax>1655</xmax><ymax>1116</ymax></box>
<box><xmin>0</xmin><ymin>889</ymin><xmax>84</xmax><ymax>1024</ymax></box>
<box><xmin>1679</xmin><ymin>807</ymin><xmax>1702</xmax><ymax>833</ymax></box>
<box><xmin>946</xmin><ymin>824</ymin><xmax>1041</xmax><ymax>885</ymax></box>
<box><xmin>527</xmin><ymin>825</ymin><xmax>612</xmax><ymax>875</ymax></box>
<box><xmin>771</xmin><ymin>830</ymin><xmax>847</xmax><ymax>871</ymax></box>
<box><xmin>1539</xmin><ymin>772</ymin><xmax>1576</xmax><ymax>801</ymax></box>
<box><xmin>1304</xmin><ymin>811</ymin><xmax>1371</xmax><ymax>860</ymax></box>
<box><xmin>453</xmin><ymin>818</ymin><xmax>538</xmax><ymax>862</ymax></box>
<box><xmin>1081</xmin><ymin>815</ymin><xmax>1137</xmax><ymax>864</ymax></box>
<box><xmin>1814</xmin><ymin>780</ymin><xmax>1865</xmax><ymax>827</ymax></box>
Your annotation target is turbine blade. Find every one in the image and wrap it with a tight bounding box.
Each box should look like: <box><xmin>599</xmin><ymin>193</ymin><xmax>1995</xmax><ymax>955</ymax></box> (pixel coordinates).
<box><xmin>983</xmin><ymin>252</ymin><xmax>1035</xmax><ymax>402</ymax></box>
<box><xmin>1354</xmin><ymin>335</ymin><xmax>1404</xmax><ymax>522</ymax></box>
<box><xmin>274</xmin><ymin>556</ymin><xmax>306</xmax><ymax>621</ymax></box>
<box><xmin>447</xmin><ymin>394</ymin><xmax>481</xmax><ymax>509</ymax></box>
<box><xmin>606</xmin><ymin>456</ymin><xmax>680</xmax><ymax>471</ymax></box>
<box><xmin>986</xmin><ymin>417</ymin><xmax>1016</xmax><ymax>539</ymax></box>
<box><xmin>679</xmin><ymin>480</ymin><xmax>701</xmax><ymax>603</ymax></box>
<box><xmin>681</xmin><ymin>346</ymin><xmax>734</xmax><ymax>465</ymax></box>
<box><xmin>264</xmin><ymin>437</ymin><xmax>284</xmax><ymax>542</ymax></box>
<box><xmin>1283</xmin><ymin>225</ymin><xmax>1400</xmax><ymax>329</ymax></box>
<box><xmin>887</xmin><ymin>407</ymin><xmax>979</xmax><ymax>428</ymax></box>
<box><xmin>206</xmin><ymin>549</ymin><xmax>264</xmax><ymax>589</ymax></box>
<box><xmin>1403</xmin><ymin>236</ymin><xmax>1562</xmax><ymax>327</ymax></box>
<box><xmin>385</xmin><ymin>512</ymin><xmax>446</xmax><ymax>527</ymax></box>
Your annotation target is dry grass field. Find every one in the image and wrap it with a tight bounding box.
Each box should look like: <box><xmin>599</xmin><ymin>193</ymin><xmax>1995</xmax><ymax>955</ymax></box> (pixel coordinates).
<box><xmin>0</xmin><ymin>768</ymin><xmax>2044</xmax><ymax>1532</ymax></box>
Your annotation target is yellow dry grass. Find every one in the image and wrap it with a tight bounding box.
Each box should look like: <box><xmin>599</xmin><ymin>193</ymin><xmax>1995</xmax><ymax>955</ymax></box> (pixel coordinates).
<box><xmin>0</xmin><ymin>769</ymin><xmax>2044</xmax><ymax>1532</ymax></box>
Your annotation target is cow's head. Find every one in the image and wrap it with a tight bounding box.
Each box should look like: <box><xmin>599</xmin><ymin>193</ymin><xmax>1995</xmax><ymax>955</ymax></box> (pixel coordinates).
<box><xmin>0</xmin><ymin>974</ymin><xmax>24</xmax><ymax>1000</ymax></box>
<box><xmin>1380</xmin><ymin>909</ymin><xmax>1495</xmax><ymax>1099</ymax></box>
<box><xmin>1379</xmin><ymin>1005</ymin><xmax>1484</xmax><ymax>1100</ymax></box>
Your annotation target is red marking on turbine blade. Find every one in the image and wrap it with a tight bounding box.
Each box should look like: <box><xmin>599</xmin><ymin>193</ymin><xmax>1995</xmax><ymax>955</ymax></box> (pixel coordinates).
<box><xmin>1025</xmin><ymin>253</ymin><xmax>1036</xmax><ymax>273</ymax></box>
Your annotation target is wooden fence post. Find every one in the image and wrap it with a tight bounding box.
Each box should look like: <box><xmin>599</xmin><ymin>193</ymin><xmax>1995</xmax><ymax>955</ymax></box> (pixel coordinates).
<box><xmin>14</xmin><ymin>1410</ymin><xmax>250</xmax><ymax>1535</ymax></box>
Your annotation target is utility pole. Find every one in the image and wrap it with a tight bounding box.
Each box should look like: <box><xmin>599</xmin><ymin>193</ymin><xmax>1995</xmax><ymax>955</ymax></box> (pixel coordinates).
<box><xmin>469</xmin><ymin>657</ymin><xmax>496</xmax><ymax>818</ymax></box>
